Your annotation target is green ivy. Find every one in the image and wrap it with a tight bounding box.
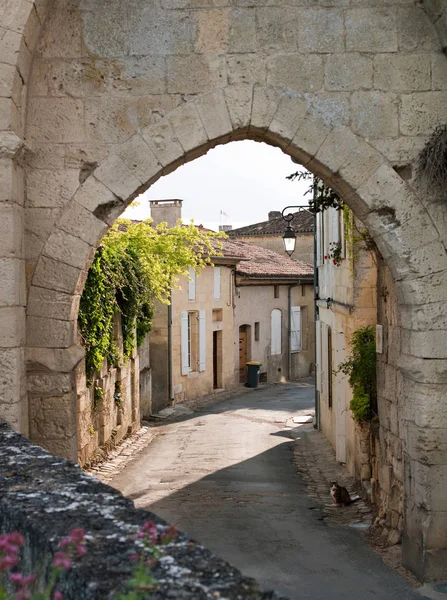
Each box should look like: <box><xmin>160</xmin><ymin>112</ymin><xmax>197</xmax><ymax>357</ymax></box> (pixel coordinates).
<box><xmin>286</xmin><ymin>170</ymin><xmax>343</xmax><ymax>213</ymax></box>
<box><xmin>78</xmin><ymin>219</ymin><xmax>223</xmax><ymax>383</ymax></box>
<box><xmin>337</xmin><ymin>326</ymin><xmax>377</xmax><ymax>423</ymax></box>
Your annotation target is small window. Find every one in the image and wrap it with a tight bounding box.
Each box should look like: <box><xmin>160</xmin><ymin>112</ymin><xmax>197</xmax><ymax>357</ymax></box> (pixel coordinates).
<box><xmin>274</xmin><ymin>285</ymin><xmax>280</xmax><ymax>299</ymax></box>
<box><xmin>254</xmin><ymin>322</ymin><xmax>260</xmax><ymax>342</ymax></box>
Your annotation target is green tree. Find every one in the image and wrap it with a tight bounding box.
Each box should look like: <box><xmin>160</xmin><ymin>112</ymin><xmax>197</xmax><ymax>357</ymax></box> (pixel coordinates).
<box><xmin>78</xmin><ymin>219</ymin><xmax>223</xmax><ymax>381</ymax></box>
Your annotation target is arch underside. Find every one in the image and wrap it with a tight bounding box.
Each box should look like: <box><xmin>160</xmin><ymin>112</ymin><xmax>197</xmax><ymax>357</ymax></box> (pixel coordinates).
<box><xmin>0</xmin><ymin>0</ymin><xmax>446</xmax><ymax>583</ymax></box>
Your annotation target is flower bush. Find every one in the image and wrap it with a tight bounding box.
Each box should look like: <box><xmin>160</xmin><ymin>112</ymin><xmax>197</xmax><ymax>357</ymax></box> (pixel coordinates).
<box><xmin>324</xmin><ymin>241</ymin><xmax>342</xmax><ymax>266</ymax></box>
<box><xmin>0</xmin><ymin>522</ymin><xmax>177</xmax><ymax>600</ymax></box>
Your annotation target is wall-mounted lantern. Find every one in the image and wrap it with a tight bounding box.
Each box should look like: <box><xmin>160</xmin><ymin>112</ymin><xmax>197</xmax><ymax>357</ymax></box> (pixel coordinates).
<box><xmin>281</xmin><ymin>205</ymin><xmax>310</xmax><ymax>256</ymax></box>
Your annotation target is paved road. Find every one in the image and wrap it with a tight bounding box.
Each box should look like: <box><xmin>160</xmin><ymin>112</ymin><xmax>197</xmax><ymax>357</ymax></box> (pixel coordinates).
<box><xmin>111</xmin><ymin>383</ymin><xmax>423</xmax><ymax>600</ymax></box>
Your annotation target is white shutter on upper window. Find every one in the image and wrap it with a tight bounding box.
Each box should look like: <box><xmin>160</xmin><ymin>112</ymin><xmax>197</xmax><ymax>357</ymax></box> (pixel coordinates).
<box><xmin>198</xmin><ymin>310</ymin><xmax>206</xmax><ymax>372</ymax></box>
<box><xmin>213</xmin><ymin>267</ymin><xmax>221</xmax><ymax>300</ymax></box>
<box><xmin>181</xmin><ymin>311</ymin><xmax>189</xmax><ymax>375</ymax></box>
<box><xmin>188</xmin><ymin>267</ymin><xmax>196</xmax><ymax>300</ymax></box>
<box><xmin>331</xmin><ymin>208</ymin><xmax>340</xmax><ymax>245</ymax></box>
<box><xmin>290</xmin><ymin>306</ymin><xmax>302</xmax><ymax>352</ymax></box>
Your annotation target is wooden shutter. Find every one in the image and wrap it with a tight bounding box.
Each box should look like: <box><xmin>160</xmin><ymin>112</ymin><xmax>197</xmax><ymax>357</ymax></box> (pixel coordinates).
<box><xmin>331</xmin><ymin>208</ymin><xmax>340</xmax><ymax>245</ymax></box>
<box><xmin>290</xmin><ymin>306</ymin><xmax>302</xmax><ymax>352</ymax></box>
<box><xmin>271</xmin><ymin>309</ymin><xmax>282</xmax><ymax>355</ymax></box>
<box><xmin>188</xmin><ymin>267</ymin><xmax>196</xmax><ymax>300</ymax></box>
<box><xmin>198</xmin><ymin>310</ymin><xmax>206</xmax><ymax>372</ymax></box>
<box><xmin>181</xmin><ymin>311</ymin><xmax>189</xmax><ymax>375</ymax></box>
<box><xmin>315</xmin><ymin>320</ymin><xmax>321</xmax><ymax>392</ymax></box>
<box><xmin>214</xmin><ymin>267</ymin><xmax>221</xmax><ymax>300</ymax></box>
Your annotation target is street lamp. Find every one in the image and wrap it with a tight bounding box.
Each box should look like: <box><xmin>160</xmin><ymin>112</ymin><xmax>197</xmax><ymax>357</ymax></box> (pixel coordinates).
<box><xmin>281</xmin><ymin>205</ymin><xmax>309</xmax><ymax>256</ymax></box>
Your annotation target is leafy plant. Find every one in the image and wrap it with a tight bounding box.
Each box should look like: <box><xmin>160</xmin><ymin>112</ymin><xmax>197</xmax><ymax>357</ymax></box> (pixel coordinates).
<box><xmin>337</xmin><ymin>326</ymin><xmax>377</xmax><ymax>422</ymax></box>
<box><xmin>78</xmin><ymin>219</ymin><xmax>223</xmax><ymax>382</ymax></box>
<box><xmin>114</xmin><ymin>381</ymin><xmax>122</xmax><ymax>407</ymax></box>
<box><xmin>286</xmin><ymin>170</ymin><xmax>343</xmax><ymax>213</ymax></box>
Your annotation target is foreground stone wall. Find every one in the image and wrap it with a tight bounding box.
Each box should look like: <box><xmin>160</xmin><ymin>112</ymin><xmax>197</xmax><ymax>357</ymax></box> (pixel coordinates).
<box><xmin>0</xmin><ymin>423</ymin><xmax>284</xmax><ymax>599</ymax></box>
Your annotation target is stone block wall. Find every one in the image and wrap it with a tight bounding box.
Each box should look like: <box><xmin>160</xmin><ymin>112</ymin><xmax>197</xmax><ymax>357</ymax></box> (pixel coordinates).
<box><xmin>0</xmin><ymin>423</ymin><xmax>284</xmax><ymax>600</ymax></box>
<box><xmin>77</xmin><ymin>313</ymin><xmax>140</xmax><ymax>467</ymax></box>
<box><xmin>375</xmin><ymin>258</ymin><xmax>404</xmax><ymax>544</ymax></box>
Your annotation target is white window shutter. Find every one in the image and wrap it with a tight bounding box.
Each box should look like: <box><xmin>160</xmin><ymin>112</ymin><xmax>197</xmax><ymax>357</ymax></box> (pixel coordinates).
<box><xmin>291</xmin><ymin>306</ymin><xmax>301</xmax><ymax>352</ymax></box>
<box><xmin>315</xmin><ymin>320</ymin><xmax>321</xmax><ymax>392</ymax></box>
<box><xmin>188</xmin><ymin>267</ymin><xmax>196</xmax><ymax>300</ymax></box>
<box><xmin>181</xmin><ymin>311</ymin><xmax>189</xmax><ymax>375</ymax></box>
<box><xmin>271</xmin><ymin>309</ymin><xmax>282</xmax><ymax>355</ymax></box>
<box><xmin>316</xmin><ymin>212</ymin><xmax>323</xmax><ymax>266</ymax></box>
<box><xmin>198</xmin><ymin>310</ymin><xmax>206</xmax><ymax>372</ymax></box>
<box><xmin>331</xmin><ymin>208</ymin><xmax>340</xmax><ymax>245</ymax></box>
<box><xmin>214</xmin><ymin>267</ymin><xmax>221</xmax><ymax>299</ymax></box>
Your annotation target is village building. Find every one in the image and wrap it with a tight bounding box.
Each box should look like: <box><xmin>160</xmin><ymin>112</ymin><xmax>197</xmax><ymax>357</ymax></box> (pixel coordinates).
<box><xmin>148</xmin><ymin>201</ymin><xmax>314</xmax><ymax>413</ymax></box>
<box><xmin>228</xmin><ymin>210</ymin><xmax>314</xmax><ymax>265</ymax></box>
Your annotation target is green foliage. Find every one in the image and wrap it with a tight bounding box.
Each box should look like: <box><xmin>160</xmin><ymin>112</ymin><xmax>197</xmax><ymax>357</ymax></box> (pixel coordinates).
<box><xmin>78</xmin><ymin>219</ymin><xmax>223</xmax><ymax>382</ymax></box>
<box><xmin>286</xmin><ymin>170</ymin><xmax>343</xmax><ymax>213</ymax></box>
<box><xmin>337</xmin><ymin>326</ymin><xmax>377</xmax><ymax>423</ymax></box>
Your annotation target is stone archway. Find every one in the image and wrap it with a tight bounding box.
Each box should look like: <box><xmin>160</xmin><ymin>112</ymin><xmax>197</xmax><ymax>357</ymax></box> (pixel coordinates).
<box><xmin>0</xmin><ymin>0</ymin><xmax>446</xmax><ymax>583</ymax></box>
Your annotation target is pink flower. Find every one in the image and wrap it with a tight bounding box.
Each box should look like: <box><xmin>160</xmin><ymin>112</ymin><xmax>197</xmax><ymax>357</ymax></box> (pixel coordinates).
<box><xmin>0</xmin><ymin>555</ymin><xmax>18</xmax><ymax>571</ymax></box>
<box><xmin>68</xmin><ymin>529</ymin><xmax>85</xmax><ymax>544</ymax></box>
<box><xmin>53</xmin><ymin>552</ymin><xmax>72</xmax><ymax>571</ymax></box>
<box><xmin>138</xmin><ymin>521</ymin><xmax>158</xmax><ymax>544</ymax></box>
<box><xmin>53</xmin><ymin>591</ymin><xmax>64</xmax><ymax>600</ymax></box>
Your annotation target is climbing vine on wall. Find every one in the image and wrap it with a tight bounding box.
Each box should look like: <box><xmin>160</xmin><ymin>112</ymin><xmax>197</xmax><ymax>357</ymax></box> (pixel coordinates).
<box><xmin>78</xmin><ymin>219</ymin><xmax>223</xmax><ymax>382</ymax></box>
<box><xmin>336</xmin><ymin>326</ymin><xmax>377</xmax><ymax>423</ymax></box>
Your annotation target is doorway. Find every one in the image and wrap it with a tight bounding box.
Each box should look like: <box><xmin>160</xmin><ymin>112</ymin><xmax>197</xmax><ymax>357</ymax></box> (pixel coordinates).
<box><xmin>213</xmin><ymin>330</ymin><xmax>223</xmax><ymax>390</ymax></box>
<box><xmin>239</xmin><ymin>325</ymin><xmax>251</xmax><ymax>383</ymax></box>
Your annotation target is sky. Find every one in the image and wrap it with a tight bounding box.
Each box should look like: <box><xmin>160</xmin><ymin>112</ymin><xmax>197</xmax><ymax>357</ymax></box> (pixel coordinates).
<box><xmin>123</xmin><ymin>140</ymin><xmax>312</xmax><ymax>231</ymax></box>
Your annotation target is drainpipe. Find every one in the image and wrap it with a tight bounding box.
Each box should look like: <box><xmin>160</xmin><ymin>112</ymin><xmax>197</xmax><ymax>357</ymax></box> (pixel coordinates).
<box><xmin>288</xmin><ymin>281</ymin><xmax>300</xmax><ymax>381</ymax></box>
<box><xmin>168</xmin><ymin>294</ymin><xmax>174</xmax><ymax>404</ymax></box>
<box><xmin>313</xmin><ymin>202</ymin><xmax>320</xmax><ymax>430</ymax></box>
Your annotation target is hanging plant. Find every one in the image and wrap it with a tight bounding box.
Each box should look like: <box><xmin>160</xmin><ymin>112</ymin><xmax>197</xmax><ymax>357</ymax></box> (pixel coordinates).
<box><xmin>336</xmin><ymin>326</ymin><xmax>377</xmax><ymax>423</ymax></box>
<box><xmin>417</xmin><ymin>124</ymin><xmax>447</xmax><ymax>197</ymax></box>
<box><xmin>325</xmin><ymin>241</ymin><xmax>342</xmax><ymax>266</ymax></box>
<box><xmin>78</xmin><ymin>219</ymin><xmax>224</xmax><ymax>383</ymax></box>
<box><xmin>286</xmin><ymin>170</ymin><xmax>343</xmax><ymax>213</ymax></box>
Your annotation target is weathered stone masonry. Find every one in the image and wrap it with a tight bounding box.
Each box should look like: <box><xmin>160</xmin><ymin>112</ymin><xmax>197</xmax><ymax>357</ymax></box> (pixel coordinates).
<box><xmin>0</xmin><ymin>423</ymin><xmax>284</xmax><ymax>599</ymax></box>
<box><xmin>0</xmin><ymin>0</ymin><xmax>447</xmax><ymax>582</ymax></box>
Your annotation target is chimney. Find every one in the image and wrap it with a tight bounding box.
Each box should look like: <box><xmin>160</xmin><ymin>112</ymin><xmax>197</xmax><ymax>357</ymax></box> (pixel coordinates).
<box><xmin>219</xmin><ymin>225</ymin><xmax>232</xmax><ymax>232</ymax></box>
<box><xmin>150</xmin><ymin>199</ymin><xmax>182</xmax><ymax>228</ymax></box>
<box><xmin>268</xmin><ymin>211</ymin><xmax>281</xmax><ymax>221</ymax></box>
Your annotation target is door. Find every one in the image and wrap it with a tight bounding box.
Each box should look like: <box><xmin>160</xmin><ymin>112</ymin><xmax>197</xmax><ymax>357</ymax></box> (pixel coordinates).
<box><xmin>239</xmin><ymin>326</ymin><xmax>248</xmax><ymax>383</ymax></box>
<box><xmin>213</xmin><ymin>331</ymin><xmax>218</xmax><ymax>389</ymax></box>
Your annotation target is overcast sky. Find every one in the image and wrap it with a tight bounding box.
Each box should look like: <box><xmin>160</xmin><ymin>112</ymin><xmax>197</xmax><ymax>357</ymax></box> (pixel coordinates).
<box><xmin>123</xmin><ymin>140</ymin><xmax>311</xmax><ymax>231</ymax></box>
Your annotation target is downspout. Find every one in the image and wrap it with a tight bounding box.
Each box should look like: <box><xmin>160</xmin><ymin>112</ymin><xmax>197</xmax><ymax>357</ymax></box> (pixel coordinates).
<box><xmin>168</xmin><ymin>294</ymin><xmax>174</xmax><ymax>404</ymax></box>
<box><xmin>314</xmin><ymin>204</ymin><xmax>320</xmax><ymax>430</ymax></box>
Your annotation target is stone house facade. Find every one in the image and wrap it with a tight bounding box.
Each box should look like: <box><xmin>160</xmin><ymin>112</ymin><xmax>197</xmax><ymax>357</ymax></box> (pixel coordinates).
<box><xmin>149</xmin><ymin>202</ymin><xmax>314</xmax><ymax>411</ymax></box>
<box><xmin>316</xmin><ymin>205</ymin><xmax>406</xmax><ymax>546</ymax></box>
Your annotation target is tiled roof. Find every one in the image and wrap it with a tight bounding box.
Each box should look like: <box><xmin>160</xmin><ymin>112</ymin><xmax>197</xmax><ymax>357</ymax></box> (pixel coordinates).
<box><xmin>228</xmin><ymin>210</ymin><xmax>314</xmax><ymax>236</ymax></box>
<box><xmin>217</xmin><ymin>238</ymin><xmax>313</xmax><ymax>279</ymax></box>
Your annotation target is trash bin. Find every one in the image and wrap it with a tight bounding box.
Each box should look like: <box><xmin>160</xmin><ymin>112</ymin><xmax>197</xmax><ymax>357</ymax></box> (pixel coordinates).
<box><xmin>246</xmin><ymin>361</ymin><xmax>262</xmax><ymax>388</ymax></box>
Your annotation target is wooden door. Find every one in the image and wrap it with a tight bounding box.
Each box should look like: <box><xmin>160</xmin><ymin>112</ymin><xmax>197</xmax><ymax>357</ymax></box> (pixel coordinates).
<box><xmin>213</xmin><ymin>331</ymin><xmax>218</xmax><ymax>389</ymax></box>
<box><xmin>239</xmin><ymin>326</ymin><xmax>247</xmax><ymax>382</ymax></box>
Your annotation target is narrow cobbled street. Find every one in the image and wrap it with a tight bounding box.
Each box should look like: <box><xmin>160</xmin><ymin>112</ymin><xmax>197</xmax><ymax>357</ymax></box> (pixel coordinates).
<box><xmin>110</xmin><ymin>383</ymin><xmax>423</xmax><ymax>600</ymax></box>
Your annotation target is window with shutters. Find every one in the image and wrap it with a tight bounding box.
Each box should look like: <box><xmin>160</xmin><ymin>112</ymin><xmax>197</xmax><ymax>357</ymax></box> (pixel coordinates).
<box><xmin>316</xmin><ymin>212</ymin><xmax>324</xmax><ymax>266</ymax></box>
<box><xmin>213</xmin><ymin>267</ymin><xmax>221</xmax><ymax>299</ymax></box>
<box><xmin>271</xmin><ymin>309</ymin><xmax>282</xmax><ymax>355</ymax></box>
<box><xmin>290</xmin><ymin>306</ymin><xmax>301</xmax><ymax>353</ymax></box>
<box><xmin>181</xmin><ymin>311</ymin><xmax>199</xmax><ymax>373</ymax></box>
